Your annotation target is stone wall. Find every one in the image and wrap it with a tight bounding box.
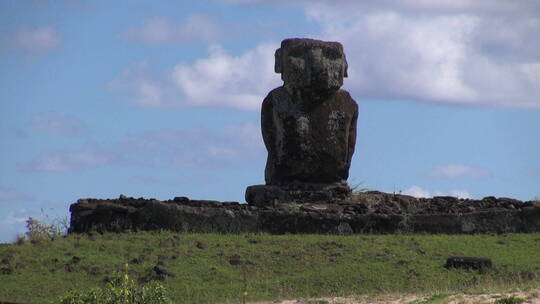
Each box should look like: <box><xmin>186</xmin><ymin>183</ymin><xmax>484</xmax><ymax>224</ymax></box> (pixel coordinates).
<box><xmin>69</xmin><ymin>192</ymin><xmax>540</xmax><ymax>235</ymax></box>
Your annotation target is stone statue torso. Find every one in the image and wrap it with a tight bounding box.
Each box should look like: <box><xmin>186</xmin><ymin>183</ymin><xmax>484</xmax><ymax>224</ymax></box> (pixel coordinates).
<box><xmin>262</xmin><ymin>87</ymin><xmax>358</xmax><ymax>184</ymax></box>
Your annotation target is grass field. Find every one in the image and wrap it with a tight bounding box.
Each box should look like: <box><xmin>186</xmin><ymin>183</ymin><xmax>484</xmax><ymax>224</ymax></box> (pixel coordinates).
<box><xmin>1</xmin><ymin>232</ymin><xmax>539</xmax><ymax>303</ymax></box>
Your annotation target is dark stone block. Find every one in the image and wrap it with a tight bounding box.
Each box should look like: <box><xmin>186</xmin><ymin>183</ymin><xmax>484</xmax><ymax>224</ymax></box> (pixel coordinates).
<box><xmin>445</xmin><ymin>256</ymin><xmax>493</xmax><ymax>271</ymax></box>
<box><xmin>245</xmin><ymin>182</ymin><xmax>351</xmax><ymax>206</ymax></box>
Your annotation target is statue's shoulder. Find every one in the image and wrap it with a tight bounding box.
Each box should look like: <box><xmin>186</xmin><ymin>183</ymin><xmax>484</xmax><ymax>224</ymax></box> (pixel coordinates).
<box><xmin>263</xmin><ymin>86</ymin><xmax>289</xmax><ymax>109</ymax></box>
<box><xmin>335</xmin><ymin>89</ymin><xmax>354</xmax><ymax>101</ymax></box>
<box><xmin>335</xmin><ymin>89</ymin><xmax>358</xmax><ymax>108</ymax></box>
<box><xmin>265</xmin><ymin>86</ymin><xmax>288</xmax><ymax>100</ymax></box>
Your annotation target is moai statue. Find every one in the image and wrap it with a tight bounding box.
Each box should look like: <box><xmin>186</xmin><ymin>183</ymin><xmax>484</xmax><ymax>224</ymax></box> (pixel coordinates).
<box><xmin>246</xmin><ymin>38</ymin><xmax>358</xmax><ymax>206</ymax></box>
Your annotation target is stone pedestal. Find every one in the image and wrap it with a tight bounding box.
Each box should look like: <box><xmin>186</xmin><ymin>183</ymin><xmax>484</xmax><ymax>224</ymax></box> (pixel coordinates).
<box><xmin>245</xmin><ymin>181</ymin><xmax>352</xmax><ymax>206</ymax></box>
<box><xmin>68</xmin><ymin>193</ymin><xmax>540</xmax><ymax>235</ymax></box>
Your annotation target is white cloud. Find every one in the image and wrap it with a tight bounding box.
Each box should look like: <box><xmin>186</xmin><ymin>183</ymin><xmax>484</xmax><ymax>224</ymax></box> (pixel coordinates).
<box><xmin>0</xmin><ymin>187</ymin><xmax>30</xmax><ymax>202</ymax></box>
<box><xmin>314</xmin><ymin>7</ymin><xmax>539</xmax><ymax>108</ymax></box>
<box><xmin>428</xmin><ymin>164</ymin><xmax>492</xmax><ymax>179</ymax></box>
<box><xmin>322</xmin><ymin>12</ymin><xmax>479</xmax><ymax>103</ymax></box>
<box><xmin>123</xmin><ymin>15</ymin><xmax>221</xmax><ymax>44</ymax></box>
<box><xmin>108</xmin><ymin>61</ymin><xmax>172</xmax><ymax>108</ymax></box>
<box><xmin>11</xmin><ymin>26</ymin><xmax>61</xmax><ymax>54</ymax></box>
<box><xmin>173</xmin><ymin>43</ymin><xmax>281</xmax><ymax>110</ymax></box>
<box><xmin>112</xmin><ymin>44</ymin><xmax>281</xmax><ymax>110</ymax></box>
<box><xmin>402</xmin><ymin>185</ymin><xmax>472</xmax><ymax>199</ymax></box>
<box><xmin>449</xmin><ymin>189</ymin><xmax>473</xmax><ymax>199</ymax></box>
<box><xmin>217</xmin><ymin>0</ymin><xmax>540</xmax><ymax>109</ymax></box>
<box><xmin>1</xmin><ymin>209</ymin><xmax>28</xmax><ymax>225</ymax></box>
<box><xmin>20</xmin><ymin>149</ymin><xmax>119</xmax><ymax>173</ymax></box>
<box><xmin>114</xmin><ymin>1</ymin><xmax>539</xmax><ymax>110</ymax></box>
<box><xmin>120</xmin><ymin>123</ymin><xmax>264</xmax><ymax>168</ymax></box>
<box><xmin>0</xmin><ymin>208</ymin><xmax>34</xmax><ymax>243</ymax></box>
<box><xmin>402</xmin><ymin>185</ymin><xmax>431</xmax><ymax>198</ymax></box>
<box><xmin>130</xmin><ymin>174</ymin><xmax>216</xmax><ymax>186</ymax></box>
<box><xmin>526</xmin><ymin>168</ymin><xmax>540</xmax><ymax>178</ymax></box>
<box><xmin>32</xmin><ymin>112</ymin><xmax>86</xmax><ymax>136</ymax></box>
<box><xmin>224</xmin><ymin>123</ymin><xmax>264</xmax><ymax>148</ymax></box>
<box><xmin>20</xmin><ymin>123</ymin><xmax>264</xmax><ymax>173</ymax></box>
<box><xmin>136</xmin><ymin>81</ymin><xmax>164</xmax><ymax>107</ymax></box>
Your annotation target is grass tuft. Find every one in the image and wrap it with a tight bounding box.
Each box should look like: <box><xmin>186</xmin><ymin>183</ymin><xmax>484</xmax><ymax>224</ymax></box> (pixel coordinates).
<box><xmin>494</xmin><ymin>296</ymin><xmax>525</xmax><ymax>304</ymax></box>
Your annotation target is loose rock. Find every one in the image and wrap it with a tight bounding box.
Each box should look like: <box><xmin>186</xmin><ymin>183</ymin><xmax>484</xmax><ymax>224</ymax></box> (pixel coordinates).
<box><xmin>445</xmin><ymin>256</ymin><xmax>493</xmax><ymax>271</ymax></box>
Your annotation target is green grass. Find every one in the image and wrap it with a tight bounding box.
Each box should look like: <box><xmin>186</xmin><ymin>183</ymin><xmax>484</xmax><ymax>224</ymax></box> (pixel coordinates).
<box><xmin>494</xmin><ymin>296</ymin><xmax>525</xmax><ymax>304</ymax></box>
<box><xmin>1</xmin><ymin>232</ymin><xmax>539</xmax><ymax>303</ymax></box>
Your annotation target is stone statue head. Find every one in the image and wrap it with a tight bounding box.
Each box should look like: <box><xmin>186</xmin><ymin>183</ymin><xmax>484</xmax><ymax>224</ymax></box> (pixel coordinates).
<box><xmin>275</xmin><ymin>38</ymin><xmax>348</xmax><ymax>93</ymax></box>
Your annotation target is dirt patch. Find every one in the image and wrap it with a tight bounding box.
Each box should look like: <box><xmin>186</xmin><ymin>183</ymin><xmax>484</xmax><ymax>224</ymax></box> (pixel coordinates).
<box><xmin>250</xmin><ymin>289</ymin><xmax>540</xmax><ymax>304</ymax></box>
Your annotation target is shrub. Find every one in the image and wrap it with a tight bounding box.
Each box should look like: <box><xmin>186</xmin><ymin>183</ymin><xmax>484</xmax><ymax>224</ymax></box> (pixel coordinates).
<box><xmin>26</xmin><ymin>217</ymin><xmax>57</xmax><ymax>243</ymax></box>
<box><xmin>58</xmin><ymin>264</ymin><xmax>171</xmax><ymax>304</ymax></box>
<box><xmin>24</xmin><ymin>215</ymin><xmax>69</xmax><ymax>243</ymax></box>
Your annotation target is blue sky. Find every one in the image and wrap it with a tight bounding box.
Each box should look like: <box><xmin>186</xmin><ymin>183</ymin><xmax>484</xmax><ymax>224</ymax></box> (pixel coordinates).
<box><xmin>1</xmin><ymin>0</ymin><xmax>539</xmax><ymax>242</ymax></box>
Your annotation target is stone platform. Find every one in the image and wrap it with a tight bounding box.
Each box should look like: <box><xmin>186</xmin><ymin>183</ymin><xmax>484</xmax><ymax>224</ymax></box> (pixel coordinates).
<box><xmin>69</xmin><ymin>192</ymin><xmax>540</xmax><ymax>235</ymax></box>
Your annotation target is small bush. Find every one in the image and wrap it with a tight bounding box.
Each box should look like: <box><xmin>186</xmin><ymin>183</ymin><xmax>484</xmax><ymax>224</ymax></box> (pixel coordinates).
<box><xmin>494</xmin><ymin>296</ymin><xmax>525</xmax><ymax>304</ymax></box>
<box><xmin>25</xmin><ymin>217</ymin><xmax>63</xmax><ymax>243</ymax></box>
<box><xmin>58</xmin><ymin>264</ymin><xmax>171</xmax><ymax>304</ymax></box>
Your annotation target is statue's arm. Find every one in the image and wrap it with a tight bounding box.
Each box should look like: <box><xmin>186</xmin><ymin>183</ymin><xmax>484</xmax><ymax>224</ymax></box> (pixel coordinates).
<box><xmin>261</xmin><ymin>93</ymin><xmax>275</xmax><ymax>152</ymax></box>
<box><xmin>347</xmin><ymin>100</ymin><xmax>358</xmax><ymax>166</ymax></box>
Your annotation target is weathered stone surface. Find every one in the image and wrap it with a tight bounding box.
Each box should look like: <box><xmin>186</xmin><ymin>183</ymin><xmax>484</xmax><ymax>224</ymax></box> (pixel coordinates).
<box><xmin>275</xmin><ymin>38</ymin><xmax>349</xmax><ymax>92</ymax></box>
<box><xmin>262</xmin><ymin>88</ymin><xmax>358</xmax><ymax>184</ymax></box>
<box><xmin>69</xmin><ymin>193</ymin><xmax>540</xmax><ymax>235</ymax></box>
<box><xmin>245</xmin><ymin>181</ymin><xmax>351</xmax><ymax>206</ymax></box>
